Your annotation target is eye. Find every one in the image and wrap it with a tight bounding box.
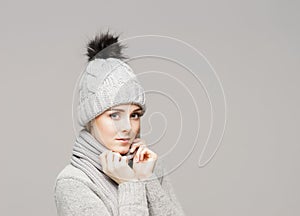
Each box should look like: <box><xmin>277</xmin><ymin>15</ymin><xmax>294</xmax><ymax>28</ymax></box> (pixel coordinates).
<box><xmin>109</xmin><ymin>113</ymin><xmax>120</xmax><ymax>120</ymax></box>
<box><xmin>131</xmin><ymin>113</ymin><xmax>142</xmax><ymax>119</ymax></box>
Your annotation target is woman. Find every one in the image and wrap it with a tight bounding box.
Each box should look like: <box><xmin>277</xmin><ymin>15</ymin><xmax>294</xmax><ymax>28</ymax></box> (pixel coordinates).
<box><xmin>54</xmin><ymin>32</ymin><xmax>185</xmax><ymax>216</ymax></box>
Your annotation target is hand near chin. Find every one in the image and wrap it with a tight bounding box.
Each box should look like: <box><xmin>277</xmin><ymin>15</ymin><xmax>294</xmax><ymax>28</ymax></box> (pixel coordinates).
<box><xmin>99</xmin><ymin>139</ymin><xmax>158</xmax><ymax>183</ymax></box>
<box><xmin>99</xmin><ymin>150</ymin><xmax>138</xmax><ymax>184</ymax></box>
<box><xmin>130</xmin><ymin>138</ymin><xmax>158</xmax><ymax>180</ymax></box>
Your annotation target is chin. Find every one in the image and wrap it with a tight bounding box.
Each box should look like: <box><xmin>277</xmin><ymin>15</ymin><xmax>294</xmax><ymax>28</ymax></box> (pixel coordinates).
<box><xmin>117</xmin><ymin>146</ymin><xmax>130</xmax><ymax>155</ymax></box>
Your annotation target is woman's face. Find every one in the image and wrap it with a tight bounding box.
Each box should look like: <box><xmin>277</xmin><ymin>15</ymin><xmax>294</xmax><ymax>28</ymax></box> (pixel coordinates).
<box><xmin>91</xmin><ymin>104</ymin><xmax>144</xmax><ymax>155</ymax></box>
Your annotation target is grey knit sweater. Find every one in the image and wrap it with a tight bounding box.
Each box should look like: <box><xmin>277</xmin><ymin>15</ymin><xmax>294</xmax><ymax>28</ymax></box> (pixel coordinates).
<box><xmin>54</xmin><ymin>162</ymin><xmax>185</xmax><ymax>216</ymax></box>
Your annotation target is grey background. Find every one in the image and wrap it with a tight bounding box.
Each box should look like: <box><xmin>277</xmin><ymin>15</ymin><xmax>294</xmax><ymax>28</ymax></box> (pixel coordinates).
<box><xmin>1</xmin><ymin>0</ymin><xmax>299</xmax><ymax>215</ymax></box>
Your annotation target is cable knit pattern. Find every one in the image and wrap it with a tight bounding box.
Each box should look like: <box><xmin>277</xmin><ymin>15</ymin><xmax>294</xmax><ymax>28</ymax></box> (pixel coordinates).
<box><xmin>54</xmin><ymin>162</ymin><xmax>185</xmax><ymax>216</ymax></box>
<box><xmin>54</xmin><ymin>124</ymin><xmax>186</xmax><ymax>215</ymax></box>
<box><xmin>77</xmin><ymin>58</ymin><xmax>146</xmax><ymax>126</ymax></box>
<box><xmin>54</xmin><ymin>125</ymin><xmax>185</xmax><ymax>215</ymax></box>
<box><xmin>144</xmin><ymin>175</ymin><xmax>185</xmax><ymax>216</ymax></box>
<box><xmin>118</xmin><ymin>182</ymin><xmax>149</xmax><ymax>216</ymax></box>
<box><xmin>55</xmin><ymin>35</ymin><xmax>185</xmax><ymax>215</ymax></box>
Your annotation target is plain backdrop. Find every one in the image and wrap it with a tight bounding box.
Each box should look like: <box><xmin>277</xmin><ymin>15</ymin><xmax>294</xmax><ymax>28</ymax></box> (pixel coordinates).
<box><xmin>0</xmin><ymin>1</ymin><xmax>299</xmax><ymax>215</ymax></box>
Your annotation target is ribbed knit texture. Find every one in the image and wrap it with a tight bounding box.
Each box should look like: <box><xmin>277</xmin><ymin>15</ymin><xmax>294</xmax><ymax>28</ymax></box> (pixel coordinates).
<box><xmin>54</xmin><ymin>163</ymin><xmax>186</xmax><ymax>216</ymax></box>
<box><xmin>70</xmin><ymin>128</ymin><xmax>119</xmax><ymax>215</ymax></box>
<box><xmin>77</xmin><ymin>58</ymin><xmax>146</xmax><ymax>127</ymax></box>
<box><xmin>54</xmin><ymin>128</ymin><xmax>185</xmax><ymax>215</ymax></box>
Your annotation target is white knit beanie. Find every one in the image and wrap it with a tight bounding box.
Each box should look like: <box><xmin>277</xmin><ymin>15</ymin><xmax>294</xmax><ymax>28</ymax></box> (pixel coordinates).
<box><xmin>77</xmin><ymin>32</ymin><xmax>146</xmax><ymax>127</ymax></box>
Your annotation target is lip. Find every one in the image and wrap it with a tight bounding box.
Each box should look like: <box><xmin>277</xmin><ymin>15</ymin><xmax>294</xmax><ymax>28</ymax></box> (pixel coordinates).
<box><xmin>115</xmin><ymin>138</ymin><xmax>131</xmax><ymax>144</ymax></box>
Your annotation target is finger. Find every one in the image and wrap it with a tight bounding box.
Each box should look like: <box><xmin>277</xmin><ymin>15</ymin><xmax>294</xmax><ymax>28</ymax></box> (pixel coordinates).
<box><xmin>113</xmin><ymin>152</ymin><xmax>121</xmax><ymax>160</ymax></box>
<box><xmin>131</xmin><ymin>138</ymin><xmax>145</xmax><ymax>146</ymax></box>
<box><xmin>113</xmin><ymin>152</ymin><xmax>121</xmax><ymax>169</ymax></box>
<box><xmin>132</xmin><ymin>137</ymin><xmax>141</xmax><ymax>143</ymax></box>
<box><xmin>135</xmin><ymin>145</ymin><xmax>145</xmax><ymax>162</ymax></box>
<box><xmin>107</xmin><ymin>151</ymin><xmax>114</xmax><ymax>172</ymax></box>
<box><xmin>99</xmin><ymin>153</ymin><xmax>104</xmax><ymax>164</ymax></box>
<box><xmin>126</xmin><ymin>151</ymin><xmax>136</xmax><ymax>160</ymax></box>
<box><xmin>140</xmin><ymin>147</ymin><xmax>149</xmax><ymax>161</ymax></box>
<box><xmin>99</xmin><ymin>151</ymin><xmax>109</xmax><ymax>170</ymax></box>
<box><xmin>145</xmin><ymin>148</ymin><xmax>158</xmax><ymax>161</ymax></box>
<box><xmin>130</xmin><ymin>142</ymin><xmax>144</xmax><ymax>153</ymax></box>
<box><xmin>120</xmin><ymin>156</ymin><xmax>128</xmax><ymax>166</ymax></box>
<box><xmin>130</xmin><ymin>139</ymin><xmax>146</xmax><ymax>152</ymax></box>
<box><xmin>99</xmin><ymin>150</ymin><xmax>108</xmax><ymax>161</ymax></box>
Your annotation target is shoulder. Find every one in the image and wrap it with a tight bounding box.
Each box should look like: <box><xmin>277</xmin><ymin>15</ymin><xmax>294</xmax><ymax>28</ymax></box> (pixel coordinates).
<box><xmin>55</xmin><ymin>164</ymin><xmax>91</xmax><ymax>183</ymax></box>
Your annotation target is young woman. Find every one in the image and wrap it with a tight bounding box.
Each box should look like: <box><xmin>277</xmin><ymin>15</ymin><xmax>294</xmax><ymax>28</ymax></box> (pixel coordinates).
<box><xmin>54</xmin><ymin>32</ymin><xmax>185</xmax><ymax>216</ymax></box>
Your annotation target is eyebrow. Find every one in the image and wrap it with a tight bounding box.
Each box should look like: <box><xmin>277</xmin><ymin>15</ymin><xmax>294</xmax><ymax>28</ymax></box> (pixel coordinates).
<box><xmin>109</xmin><ymin>108</ymin><xmax>143</xmax><ymax>112</ymax></box>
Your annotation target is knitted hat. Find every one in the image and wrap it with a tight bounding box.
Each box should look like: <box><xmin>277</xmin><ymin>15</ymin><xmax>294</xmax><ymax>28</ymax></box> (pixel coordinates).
<box><xmin>77</xmin><ymin>32</ymin><xmax>146</xmax><ymax>127</ymax></box>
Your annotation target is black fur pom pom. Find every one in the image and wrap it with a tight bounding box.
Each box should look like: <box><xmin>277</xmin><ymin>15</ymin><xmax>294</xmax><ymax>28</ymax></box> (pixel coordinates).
<box><xmin>86</xmin><ymin>31</ymin><xmax>126</xmax><ymax>62</ymax></box>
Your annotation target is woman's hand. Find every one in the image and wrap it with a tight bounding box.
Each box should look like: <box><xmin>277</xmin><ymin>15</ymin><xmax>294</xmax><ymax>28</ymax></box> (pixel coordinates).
<box><xmin>130</xmin><ymin>138</ymin><xmax>158</xmax><ymax>180</ymax></box>
<box><xmin>99</xmin><ymin>150</ymin><xmax>138</xmax><ymax>184</ymax></box>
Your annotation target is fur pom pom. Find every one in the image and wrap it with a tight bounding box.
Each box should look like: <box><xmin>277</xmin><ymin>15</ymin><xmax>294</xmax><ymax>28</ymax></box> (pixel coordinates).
<box><xmin>86</xmin><ymin>31</ymin><xmax>126</xmax><ymax>61</ymax></box>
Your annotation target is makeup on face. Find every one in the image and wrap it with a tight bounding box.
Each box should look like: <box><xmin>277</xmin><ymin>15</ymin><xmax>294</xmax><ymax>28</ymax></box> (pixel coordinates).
<box><xmin>93</xmin><ymin>104</ymin><xmax>143</xmax><ymax>156</ymax></box>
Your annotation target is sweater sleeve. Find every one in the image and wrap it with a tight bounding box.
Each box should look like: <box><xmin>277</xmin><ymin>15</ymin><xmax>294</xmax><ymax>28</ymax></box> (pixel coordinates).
<box><xmin>118</xmin><ymin>181</ymin><xmax>149</xmax><ymax>216</ymax></box>
<box><xmin>54</xmin><ymin>178</ymin><xmax>149</xmax><ymax>216</ymax></box>
<box><xmin>144</xmin><ymin>172</ymin><xmax>186</xmax><ymax>216</ymax></box>
<box><xmin>54</xmin><ymin>178</ymin><xmax>110</xmax><ymax>216</ymax></box>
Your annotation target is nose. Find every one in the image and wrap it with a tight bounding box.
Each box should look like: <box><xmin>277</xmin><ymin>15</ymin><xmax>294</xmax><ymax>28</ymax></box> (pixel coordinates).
<box><xmin>119</xmin><ymin>118</ymin><xmax>132</xmax><ymax>133</ymax></box>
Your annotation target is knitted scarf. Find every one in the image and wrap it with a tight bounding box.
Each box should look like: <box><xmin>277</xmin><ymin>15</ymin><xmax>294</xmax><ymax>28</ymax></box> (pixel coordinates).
<box><xmin>70</xmin><ymin>129</ymin><xmax>125</xmax><ymax>216</ymax></box>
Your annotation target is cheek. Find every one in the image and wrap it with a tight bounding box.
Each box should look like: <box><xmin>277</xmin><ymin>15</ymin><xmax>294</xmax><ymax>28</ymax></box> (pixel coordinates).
<box><xmin>131</xmin><ymin>121</ymin><xmax>140</xmax><ymax>132</ymax></box>
<box><xmin>96</xmin><ymin>119</ymin><xmax>117</xmax><ymax>138</ymax></box>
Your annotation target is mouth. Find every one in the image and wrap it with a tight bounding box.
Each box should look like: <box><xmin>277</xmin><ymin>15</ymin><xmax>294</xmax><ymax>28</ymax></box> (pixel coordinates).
<box><xmin>115</xmin><ymin>138</ymin><xmax>131</xmax><ymax>144</ymax></box>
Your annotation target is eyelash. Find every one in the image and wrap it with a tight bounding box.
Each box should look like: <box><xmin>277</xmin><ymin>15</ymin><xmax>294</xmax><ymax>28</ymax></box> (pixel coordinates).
<box><xmin>109</xmin><ymin>112</ymin><xmax>143</xmax><ymax>120</ymax></box>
